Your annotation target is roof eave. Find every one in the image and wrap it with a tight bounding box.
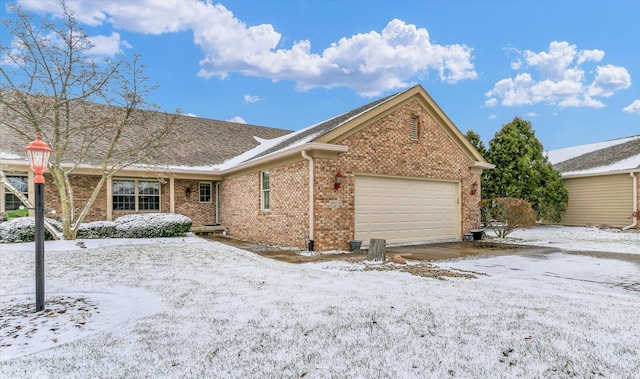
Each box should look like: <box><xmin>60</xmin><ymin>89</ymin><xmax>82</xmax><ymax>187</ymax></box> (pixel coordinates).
<box><xmin>221</xmin><ymin>142</ymin><xmax>349</xmax><ymax>176</ymax></box>
<box><xmin>470</xmin><ymin>161</ymin><xmax>496</xmax><ymax>170</ymax></box>
<box><xmin>0</xmin><ymin>159</ymin><xmax>223</xmax><ymax>180</ymax></box>
<box><xmin>561</xmin><ymin>168</ymin><xmax>640</xmax><ymax>179</ymax></box>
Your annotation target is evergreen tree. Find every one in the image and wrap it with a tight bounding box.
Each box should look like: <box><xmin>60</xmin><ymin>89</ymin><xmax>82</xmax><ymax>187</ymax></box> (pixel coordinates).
<box><xmin>483</xmin><ymin>117</ymin><xmax>568</xmax><ymax>222</ymax></box>
<box><xmin>465</xmin><ymin>129</ymin><xmax>487</xmax><ymax>157</ymax></box>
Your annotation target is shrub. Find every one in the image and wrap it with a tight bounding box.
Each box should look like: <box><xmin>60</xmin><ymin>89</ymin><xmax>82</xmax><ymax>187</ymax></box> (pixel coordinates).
<box><xmin>0</xmin><ymin>213</ymin><xmax>192</xmax><ymax>242</ymax></box>
<box><xmin>114</xmin><ymin>213</ymin><xmax>192</xmax><ymax>238</ymax></box>
<box><xmin>77</xmin><ymin>221</ymin><xmax>117</xmax><ymax>239</ymax></box>
<box><xmin>0</xmin><ymin>217</ymin><xmax>56</xmax><ymax>243</ymax></box>
<box><xmin>481</xmin><ymin>197</ymin><xmax>537</xmax><ymax>238</ymax></box>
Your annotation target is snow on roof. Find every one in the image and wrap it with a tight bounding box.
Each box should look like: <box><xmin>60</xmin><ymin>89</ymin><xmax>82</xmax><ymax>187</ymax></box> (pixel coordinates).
<box><xmin>547</xmin><ymin>135</ymin><xmax>640</xmax><ymax>164</ymax></box>
<box><xmin>0</xmin><ymin>152</ymin><xmax>25</xmax><ymax>160</ymax></box>
<box><xmin>561</xmin><ymin>153</ymin><xmax>640</xmax><ymax>176</ymax></box>
<box><xmin>548</xmin><ymin>135</ymin><xmax>640</xmax><ymax>176</ymax></box>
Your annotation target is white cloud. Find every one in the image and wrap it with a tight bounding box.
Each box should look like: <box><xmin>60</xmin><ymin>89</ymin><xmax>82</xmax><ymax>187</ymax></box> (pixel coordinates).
<box><xmin>587</xmin><ymin>64</ymin><xmax>632</xmax><ymax>97</ymax></box>
<box><xmin>184</xmin><ymin>112</ymin><xmax>198</xmax><ymax>117</ymax></box>
<box><xmin>17</xmin><ymin>0</ymin><xmax>477</xmax><ymax>97</ymax></box>
<box><xmin>623</xmin><ymin>100</ymin><xmax>640</xmax><ymax>114</ymax></box>
<box><xmin>525</xmin><ymin>112</ymin><xmax>538</xmax><ymax>117</ymax></box>
<box><xmin>488</xmin><ymin>114</ymin><xmax>496</xmax><ymax>120</ymax></box>
<box><xmin>487</xmin><ymin>41</ymin><xmax>632</xmax><ymax>109</ymax></box>
<box><xmin>87</xmin><ymin>32</ymin><xmax>130</xmax><ymax>56</ymax></box>
<box><xmin>484</xmin><ymin>98</ymin><xmax>498</xmax><ymax>107</ymax></box>
<box><xmin>577</xmin><ymin>49</ymin><xmax>605</xmax><ymax>64</ymax></box>
<box><xmin>227</xmin><ymin>116</ymin><xmax>247</xmax><ymax>124</ymax></box>
<box><xmin>243</xmin><ymin>94</ymin><xmax>261</xmax><ymax>104</ymax></box>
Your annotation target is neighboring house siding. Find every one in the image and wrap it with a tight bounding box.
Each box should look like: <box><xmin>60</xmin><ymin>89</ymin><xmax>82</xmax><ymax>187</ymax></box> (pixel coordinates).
<box><xmin>220</xmin><ymin>161</ymin><xmax>309</xmax><ymax>248</ymax></box>
<box><xmin>562</xmin><ymin>174</ymin><xmax>634</xmax><ymax>227</ymax></box>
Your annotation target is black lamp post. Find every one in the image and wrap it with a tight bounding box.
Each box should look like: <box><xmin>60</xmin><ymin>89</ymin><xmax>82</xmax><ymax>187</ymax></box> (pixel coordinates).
<box><xmin>24</xmin><ymin>133</ymin><xmax>52</xmax><ymax>312</ymax></box>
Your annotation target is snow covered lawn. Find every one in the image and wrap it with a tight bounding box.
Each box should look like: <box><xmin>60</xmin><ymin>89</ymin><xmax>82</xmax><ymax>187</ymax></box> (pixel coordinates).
<box><xmin>1</xmin><ymin>226</ymin><xmax>640</xmax><ymax>377</ymax></box>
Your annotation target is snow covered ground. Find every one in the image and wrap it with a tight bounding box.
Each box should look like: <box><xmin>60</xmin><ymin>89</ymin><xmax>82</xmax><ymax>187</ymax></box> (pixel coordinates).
<box><xmin>1</xmin><ymin>226</ymin><xmax>639</xmax><ymax>377</ymax></box>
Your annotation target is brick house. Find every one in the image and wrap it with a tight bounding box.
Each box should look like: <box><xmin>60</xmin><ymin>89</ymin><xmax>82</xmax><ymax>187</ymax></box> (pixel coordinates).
<box><xmin>1</xmin><ymin>85</ymin><xmax>493</xmax><ymax>250</ymax></box>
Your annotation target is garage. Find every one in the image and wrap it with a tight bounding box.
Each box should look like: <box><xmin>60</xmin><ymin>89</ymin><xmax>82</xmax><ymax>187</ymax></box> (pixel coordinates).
<box><xmin>355</xmin><ymin>175</ymin><xmax>460</xmax><ymax>246</ymax></box>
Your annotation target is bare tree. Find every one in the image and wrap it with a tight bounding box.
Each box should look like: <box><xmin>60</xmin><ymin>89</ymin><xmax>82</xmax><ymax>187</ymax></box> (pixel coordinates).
<box><xmin>0</xmin><ymin>1</ymin><xmax>181</xmax><ymax>239</ymax></box>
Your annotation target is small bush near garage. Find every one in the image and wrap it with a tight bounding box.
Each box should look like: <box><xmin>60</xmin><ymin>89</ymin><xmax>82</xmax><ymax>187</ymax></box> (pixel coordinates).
<box><xmin>0</xmin><ymin>217</ymin><xmax>56</xmax><ymax>243</ymax></box>
<box><xmin>114</xmin><ymin>213</ymin><xmax>192</xmax><ymax>238</ymax></box>
<box><xmin>481</xmin><ymin>197</ymin><xmax>537</xmax><ymax>238</ymax></box>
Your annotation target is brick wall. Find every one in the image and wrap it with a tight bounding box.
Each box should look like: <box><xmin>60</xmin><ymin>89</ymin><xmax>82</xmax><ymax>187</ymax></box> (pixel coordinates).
<box><xmin>174</xmin><ymin>179</ymin><xmax>217</xmax><ymax>226</ymax></box>
<box><xmin>219</xmin><ymin>99</ymin><xmax>483</xmax><ymax>251</ymax></box>
<box><xmin>220</xmin><ymin>161</ymin><xmax>310</xmax><ymax>248</ymax></box>
<box><xmin>43</xmin><ymin>174</ymin><xmax>107</xmax><ymax>222</ymax></box>
<box><xmin>39</xmin><ymin>175</ymin><xmax>215</xmax><ymax>225</ymax></box>
<box><xmin>310</xmin><ymin>99</ymin><xmax>481</xmax><ymax>250</ymax></box>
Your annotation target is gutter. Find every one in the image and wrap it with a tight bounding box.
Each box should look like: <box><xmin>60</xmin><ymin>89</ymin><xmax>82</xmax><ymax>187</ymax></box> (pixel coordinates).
<box><xmin>623</xmin><ymin>171</ymin><xmax>638</xmax><ymax>230</ymax></box>
<box><xmin>221</xmin><ymin>142</ymin><xmax>348</xmax><ymax>176</ymax></box>
<box><xmin>301</xmin><ymin>151</ymin><xmax>314</xmax><ymax>250</ymax></box>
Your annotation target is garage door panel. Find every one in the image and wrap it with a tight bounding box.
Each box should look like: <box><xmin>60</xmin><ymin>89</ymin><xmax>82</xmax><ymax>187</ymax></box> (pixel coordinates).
<box><xmin>355</xmin><ymin>176</ymin><xmax>459</xmax><ymax>246</ymax></box>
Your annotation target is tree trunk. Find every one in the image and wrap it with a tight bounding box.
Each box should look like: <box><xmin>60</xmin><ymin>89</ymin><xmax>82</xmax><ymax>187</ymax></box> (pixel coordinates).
<box><xmin>367</xmin><ymin>239</ymin><xmax>386</xmax><ymax>262</ymax></box>
<box><xmin>49</xmin><ymin>167</ymin><xmax>75</xmax><ymax>240</ymax></box>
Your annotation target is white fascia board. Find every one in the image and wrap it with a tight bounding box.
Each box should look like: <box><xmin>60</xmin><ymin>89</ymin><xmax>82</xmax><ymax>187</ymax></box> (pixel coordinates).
<box><xmin>220</xmin><ymin>142</ymin><xmax>349</xmax><ymax>175</ymax></box>
<box><xmin>0</xmin><ymin>159</ymin><xmax>222</xmax><ymax>177</ymax></box>
<box><xmin>561</xmin><ymin>169</ymin><xmax>640</xmax><ymax>179</ymax></box>
<box><xmin>469</xmin><ymin>161</ymin><xmax>496</xmax><ymax>170</ymax></box>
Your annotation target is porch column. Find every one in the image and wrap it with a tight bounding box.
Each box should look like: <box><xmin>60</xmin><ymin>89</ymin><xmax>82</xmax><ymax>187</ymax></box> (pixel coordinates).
<box><xmin>169</xmin><ymin>177</ymin><xmax>175</xmax><ymax>214</ymax></box>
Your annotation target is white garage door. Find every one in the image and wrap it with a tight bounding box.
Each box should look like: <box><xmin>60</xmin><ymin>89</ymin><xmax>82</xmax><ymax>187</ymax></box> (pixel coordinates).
<box><xmin>355</xmin><ymin>175</ymin><xmax>459</xmax><ymax>246</ymax></box>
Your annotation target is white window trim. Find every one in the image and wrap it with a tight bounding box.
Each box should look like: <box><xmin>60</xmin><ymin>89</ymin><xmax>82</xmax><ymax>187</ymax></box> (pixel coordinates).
<box><xmin>260</xmin><ymin>171</ymin><xmax>270</xmax><ymax>211</ymax></box>
<box><xmin>199</xmin><ymin>181</ymin><xmax>212</xmax><ymax>203</ymax></box>
<box><xmin>1</xmin><ymin>174</ymin><xmax>29</xmax><ymax>213</ymax></box>
<box><xmin>112</xmin><ymin>178</ymin><xmax>161</xmax><ymax>212</ymax></box>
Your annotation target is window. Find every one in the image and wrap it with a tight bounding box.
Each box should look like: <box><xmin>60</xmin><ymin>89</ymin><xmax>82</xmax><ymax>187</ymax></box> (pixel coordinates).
<box><xmin>261</xmin><ymin>171</ymin><xmax>270</xmax><ymax>211</ymax></box>
<box><xmin>199</xmin><ymin>182</ymin><xmax>212</xmax><ymax>203</ymax></box>
<box><xmin>112</xmin><ymin>179</ymin><xmax>160</xmax><ymax>211</ymax></box>
<box><xmin>410</xmin><ymin>116</ymin><xmax>419</xmax><ymax>141</ymax></box>
<box><xmin>3</xmin><ymin>175</ymin><xmax>28</xmax><ymax>211</ymax></box>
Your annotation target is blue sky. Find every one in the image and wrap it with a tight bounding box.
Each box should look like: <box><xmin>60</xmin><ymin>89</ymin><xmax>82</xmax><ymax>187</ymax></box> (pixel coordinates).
<box><xmin>4</xmin><ymin>0</ymin><xmax>640</xmax><ymax>150</ymax></box>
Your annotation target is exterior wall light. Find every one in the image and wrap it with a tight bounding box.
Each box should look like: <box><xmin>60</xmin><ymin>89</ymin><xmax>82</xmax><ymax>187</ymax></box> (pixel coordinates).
<box><xmin>334</xmin><ymin>171</ymin><xmax>344</xmax><ymax>190</ymax></box>
<box><xmin>185</xmin><ymin>187</ymin><xmax>192</xmax><ymax>199</ymax></box>
<box><xmin>471</xmin><ymin>181</ymin><xmax>479</xmax><ymax>195</ymax></box>
<box><xmin>24</xmin><ymin>133</ymin><xmax>53</xmax><ymax>313</ymax></box>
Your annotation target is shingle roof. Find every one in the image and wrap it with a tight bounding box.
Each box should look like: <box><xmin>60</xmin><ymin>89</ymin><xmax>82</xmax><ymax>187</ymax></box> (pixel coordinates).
<box><xmin>0</xmin><ymin>100</ymin><xmax>291</xmax><ymax>168</ymax></box>
<box><xmin>1</xmin><ymin>86</ymin><xmax>412</xmax><ymax>171</ymax></box>
<box><xmin>245</xmin><ymin>91</ymin><xmax>402</xmax><ymax>162</ymax></box>
<box><xmin>549</xmin><ymin>135</ymin><xmax>640</xmax><ymax>176</ymax></box>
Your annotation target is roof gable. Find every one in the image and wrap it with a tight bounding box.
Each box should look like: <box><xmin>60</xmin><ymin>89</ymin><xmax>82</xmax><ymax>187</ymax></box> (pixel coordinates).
<box><xmin>238</xmin><ymin>85</ymin><xmax>487</xmax><ymax>165</ymax></box>
<box><xmin>319</xmin><ymin>85</ymin><xmax>486</xmax><ymax>163</ymax></box>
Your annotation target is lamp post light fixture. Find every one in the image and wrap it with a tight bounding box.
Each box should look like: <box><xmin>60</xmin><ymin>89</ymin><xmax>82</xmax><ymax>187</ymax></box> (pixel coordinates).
<box><xmin>24</xmin><ymin>133</ymin><xmax>52</xmax><ymax>312</ymax></box>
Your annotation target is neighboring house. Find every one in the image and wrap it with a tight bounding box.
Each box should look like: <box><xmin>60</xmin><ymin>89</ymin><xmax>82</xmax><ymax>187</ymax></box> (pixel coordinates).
<box><xmin>0</xmin><ymin>85</ymin><xmax>493</xmax><ymax>250</ymax></box>
<box><xmin>548</xmin><ymin>135</ymin><xmax>640</xmax><ymax>229</ymax></box>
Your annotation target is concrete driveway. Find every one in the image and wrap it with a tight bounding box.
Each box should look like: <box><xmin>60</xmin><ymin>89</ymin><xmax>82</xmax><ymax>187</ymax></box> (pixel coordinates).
<box><xmin>200</xmin><ymin>234</ymin><xmax>546</xmax><ymax>263</ymax></box>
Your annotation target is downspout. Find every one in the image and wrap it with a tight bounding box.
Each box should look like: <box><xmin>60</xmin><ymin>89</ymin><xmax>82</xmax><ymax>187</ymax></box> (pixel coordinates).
<box><xmin>301</xmin><ymin>151</ymin><xmax>315</xmax><ymax>250</ymax></box>
<box><xmin>622</xmin><ymin>171</ymin><xmax>638</xmax><ymax>230</ymax></box>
